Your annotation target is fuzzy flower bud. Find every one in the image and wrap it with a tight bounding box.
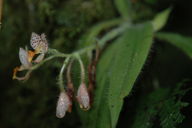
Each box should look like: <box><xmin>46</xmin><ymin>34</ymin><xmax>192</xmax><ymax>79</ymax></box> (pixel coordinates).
<box><xmin>56</xmin><ymin>91</ymin><xmax>72</xmax><ymax>118</ymax></box>
<box><xmin>76</xmin><ymin>83</ymin><xmax>90</xmax><ymax>110</ymax></box>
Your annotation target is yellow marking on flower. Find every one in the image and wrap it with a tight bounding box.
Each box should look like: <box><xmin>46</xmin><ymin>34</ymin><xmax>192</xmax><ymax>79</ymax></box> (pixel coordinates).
<box><xmin>12</xmin><ymin>66</ymin><xmax>20</xmax><ymax>79</ymax></box>
<box><xmin>27</xmin><ymin>50</ymin><xmax>35</xmax><ymax>62</ymax></box>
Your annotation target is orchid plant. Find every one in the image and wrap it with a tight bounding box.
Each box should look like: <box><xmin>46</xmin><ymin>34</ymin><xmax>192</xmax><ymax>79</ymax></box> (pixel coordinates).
<box><xmin>12</xmin><ymin>14</ymin><xmax>131</xmax><ymax>118</ymax></box>
<box><xmin>12</xmin><ymin>32</ymin><xmax>101</xmax><ymax>118</ymax></box>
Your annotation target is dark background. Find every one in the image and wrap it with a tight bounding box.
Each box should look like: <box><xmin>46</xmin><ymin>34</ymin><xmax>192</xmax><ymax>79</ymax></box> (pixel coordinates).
<box><xmin>0</xmin><ymin>0</ymin><xmax>192</xmax><ymax>127</ymax></box>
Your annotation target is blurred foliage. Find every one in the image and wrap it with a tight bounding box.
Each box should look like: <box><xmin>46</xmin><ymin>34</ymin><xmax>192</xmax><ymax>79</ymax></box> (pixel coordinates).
<box><xmin>1</xmin><ymin>0</ymin><xmax>192</xmax><ymax>128</ymax></box>
<box><xmin>132</xmin><ymin>81</ymin><xmax>191</xmax><ymax>128</ymax></box>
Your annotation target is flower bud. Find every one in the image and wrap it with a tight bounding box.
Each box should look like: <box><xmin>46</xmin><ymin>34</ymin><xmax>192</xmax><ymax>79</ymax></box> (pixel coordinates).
<box><xmin>76</xmin><ymin>83</ymin><xmax>90</xmax><ymax>110</ymax></box>
<box><xmin>56</xmin><ymin>91</ymin><xmax>72</xmax><ymax>118</ymax></box>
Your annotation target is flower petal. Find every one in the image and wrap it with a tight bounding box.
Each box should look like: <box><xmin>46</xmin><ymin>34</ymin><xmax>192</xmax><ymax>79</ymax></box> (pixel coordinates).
<box><xmin>30</xmin><ymin>32</ymin><xmax>41</xmax><ymax>50</ymax></box>
<box><xmin>30</xmin><ymin>32</ymin><xmax>48</xmax><ymax>54</ymax></box>
<box><xmin>40</xmin><ymin>33</ymin><xmax>48</xmax><ymax>53</ymax></box>
<box><xmin>19</xmin><ymin>48</ymin><xmax>31</xmax><ymax>68</ymax></box>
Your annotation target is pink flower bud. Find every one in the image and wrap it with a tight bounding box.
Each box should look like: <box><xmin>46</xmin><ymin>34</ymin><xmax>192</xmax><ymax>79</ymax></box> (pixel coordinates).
<box><xmin>56</xmin><ymin>91</ymin><xmax>72</xmax><ymax>118</ymax></box>
<box><xmin>76</xmin><ymin>83</ymin><xmax>90</xmax><ymax>110</ymax></box>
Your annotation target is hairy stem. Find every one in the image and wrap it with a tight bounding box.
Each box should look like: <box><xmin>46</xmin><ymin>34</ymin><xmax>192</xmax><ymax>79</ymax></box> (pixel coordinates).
<box><xmin>21</xmin><ymin>21</ymin><xmax>130</xmax><ymax>80</ymax></box>
<box><xmin>76</xmin><ymin>54</ymin><xmax>85</xmax><ymax>83</ymax></box>
<box><xmin>58</xmin><ymin>57</ymin><xmax>70</xmax><ymax>91</ymax></box>
<box><xmin>67</xmin><ymin>59</ymin><xmax>74</xmax><ymax>84</ymax></box>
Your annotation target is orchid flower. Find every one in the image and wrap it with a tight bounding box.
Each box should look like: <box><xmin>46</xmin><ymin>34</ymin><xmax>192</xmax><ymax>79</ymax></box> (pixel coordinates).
<box><xmin>13</xmin><ymin>32</ymin><xmax>49</xmax><ymax>80</ymax></box>
<box><xmin>12</xmin><ymin>47</ymin><xmax>35</xmax><ymax>80</ymax></box>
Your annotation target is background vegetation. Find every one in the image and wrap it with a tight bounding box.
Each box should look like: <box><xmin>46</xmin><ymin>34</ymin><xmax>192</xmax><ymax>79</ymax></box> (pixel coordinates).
<box><xmin>0</xmin><ymin>0</ymin><xmax>192</xmax><ymax>128</ymax></box>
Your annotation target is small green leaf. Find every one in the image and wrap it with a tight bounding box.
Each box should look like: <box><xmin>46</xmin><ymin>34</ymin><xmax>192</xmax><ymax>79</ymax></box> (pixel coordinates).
<box><xmin>114</xmin><ymin>0</ymin><xmax>132</xmax><ymax>20</ymax></box>
<box><xmin>132</xmin><ymin>88</ymin><xmax>170</xmax><ymax>128</ymax></box>
<box><xmin>81</xmin><ymin>22</ymin><xmax>153</xmax><ymax>128</ymax></box>
<box><xmin>156</xmin><ymin>32</ymin><xmax>192</xmax><ymax>58</ymax></box>
<box><xmin>132</xmin><ymin>82</ymin><xmax>190</xmax><ymax>128</ymax></box>
<box><xmin>152</xmin><ymin>8</ymin><xmax>172</xmax><ymax>31</ymax></box>
<box><xmin>160</xmin><ymin>99</ymin><xmax>187</xmax><ymax>128</ymax></box>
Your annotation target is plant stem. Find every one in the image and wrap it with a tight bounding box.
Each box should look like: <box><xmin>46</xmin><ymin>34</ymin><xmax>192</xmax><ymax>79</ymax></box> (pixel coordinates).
<box><xmin>58</xmin><ymin>57</ymin><xmax>70</xmax><ymax>91</ymax></box>
<box><xmin>76</xmin><ymin>54</ymin><xmax>85</xmax><ymax>83</ymax></box>
<box><xmin>29</xmin><ymin>22</ymin><xmax>130</xmax><ymax>73</ymax></box>
<box><xmin>0</xmin><ymin>0</ymin><xmax>3</xmax><ymax>28</ymax></box>
<box><xmin>99</xmin><ymin>23</ymin><xmax>131</xmax><ymax>47</ymax></box>
<box><xmin>67</xmin><ymin>59</ymin><xmax>73</xmax><ymax>84</ymax></box>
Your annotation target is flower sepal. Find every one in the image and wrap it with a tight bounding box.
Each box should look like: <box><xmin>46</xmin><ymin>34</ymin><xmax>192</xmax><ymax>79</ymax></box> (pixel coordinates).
<box><xmin>56</xmin><ymin>91</ymin><xmax>72</xmax><ymax>118</ymax></box>
<box><xmin>76</xmin><ymin>83</ymin><xmax>90</xmax><ymax>111</ymax></box>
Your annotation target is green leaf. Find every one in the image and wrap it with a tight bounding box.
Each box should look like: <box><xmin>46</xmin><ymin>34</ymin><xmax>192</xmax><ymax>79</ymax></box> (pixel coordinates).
<box><xmin>156</xmin><ymin>32</ymin><xmax>192</xmax><ymax>58</ymax></box>
<box><xmin>107</xmin><ymin>23</ymin><xmax>153</xmax><ymax>128</ymax></box>
<box><xmin>81</xmin><ymin>22</ymin><xmax>153</xmax><ymax>128</ymax></box>
<box><xmin>152</xmin><ymin>8</ymin><xmax>172</xmax><ymax>31</ymax></box>
<box><xmin>114</xmin><ymin>0</ymin><xmax>132</xmax><ymax>20</ymax></box>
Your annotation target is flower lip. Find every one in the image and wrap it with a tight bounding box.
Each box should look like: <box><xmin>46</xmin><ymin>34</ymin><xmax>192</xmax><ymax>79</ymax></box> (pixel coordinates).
<box><xmin>76</xmin><ymin>83</ymin><xmax>90</xmax><ymax>110</ymax></box>
<box><xmin>56</xmin><ymin>91</ymin><xmax>72</xmax><ymax>118</ymax></box>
